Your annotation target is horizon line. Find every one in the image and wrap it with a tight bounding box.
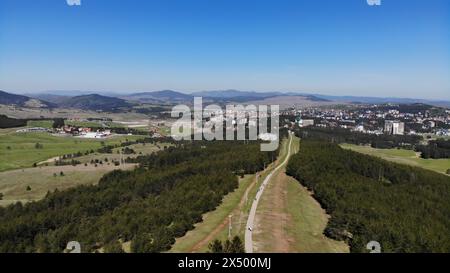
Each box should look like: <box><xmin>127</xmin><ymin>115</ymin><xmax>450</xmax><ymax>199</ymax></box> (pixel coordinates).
<box><xmin>6</xmin><ymin>89</ymin><xmax>449</xmax><ymax>103</ymax></box>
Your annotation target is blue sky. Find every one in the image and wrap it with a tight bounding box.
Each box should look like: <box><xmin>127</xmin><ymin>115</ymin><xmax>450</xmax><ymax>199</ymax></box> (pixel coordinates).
<box><xmin>0</xmin><ymin>0</ymin><xmax>449</xmax><ymax>99</ymax></box>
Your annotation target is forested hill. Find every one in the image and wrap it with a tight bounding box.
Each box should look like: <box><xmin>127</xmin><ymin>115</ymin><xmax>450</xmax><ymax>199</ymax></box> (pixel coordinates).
<box><xmin>58</xmin><ymin>94</ymin><xmax>131</xmax><ymax>111</ymax></box>
<box><xmin>286</xmin><ymin>140</ymin><xmax>450</xmax><ymax>253</ymax></box>
<box><xmin>0</xmin><ymin>90</ymin><xmax>54</xmax><ymax>108</ymax></box>
<box><xmin>0</xmin><ymin>140</ymin><xmax>279</xmax><ymax>253</ymax></box>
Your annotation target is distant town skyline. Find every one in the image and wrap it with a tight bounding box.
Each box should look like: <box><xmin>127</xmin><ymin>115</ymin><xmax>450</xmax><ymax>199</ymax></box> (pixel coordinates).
<box><xmin>0</xmin><ymin>0</ymin><xmax>449</xmax><ymax>100</ymax></box>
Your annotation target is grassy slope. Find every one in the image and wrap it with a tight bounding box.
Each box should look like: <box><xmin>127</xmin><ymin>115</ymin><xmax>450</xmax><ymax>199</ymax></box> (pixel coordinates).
<box><xmin>341</xmin><ymin>144</ymin><xmax>450</xmax><ymax>174</ymax></box>
<box><xmin>0</xmin><ymin>132</ymin><xmax>143</xmax><ymax>172</ymax></box>
<box><xmin>27</xmin><ymin>120</ymin><xmax>54</xmax><ymax>129</ymax></box>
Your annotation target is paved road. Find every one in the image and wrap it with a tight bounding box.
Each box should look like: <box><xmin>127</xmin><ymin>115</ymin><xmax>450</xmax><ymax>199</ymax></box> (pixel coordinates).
<box><xmin>245</xmin><ymin>133</ymin><xmax>294</xmax><ymax>253</ymax></box>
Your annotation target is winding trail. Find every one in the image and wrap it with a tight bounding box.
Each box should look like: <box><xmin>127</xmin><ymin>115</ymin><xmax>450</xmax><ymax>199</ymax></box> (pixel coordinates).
<box><xmin>245</xmin><ymin>133</ymin><xmax>293</xmax><ymax>253</ymax></box>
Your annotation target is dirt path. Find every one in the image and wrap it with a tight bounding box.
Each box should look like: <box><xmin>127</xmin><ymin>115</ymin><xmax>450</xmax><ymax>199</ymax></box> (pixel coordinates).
<box><xmin>253</xmin><ymin>170</ymin><xmax>293</xmax><ymax>252</ymax></box>
<box><xmin>246</xmin><ymin>134</ymin><xmax>293</xmax><ymax>253</ymax></box>
<box><xmin>37</xmin><ymin>156</ymin><xmax>61</xmax><ymax>165</ymax></box>
<box><xmin>188</xmin><ymin>175</ymin><xmax>258</xmax><ymax>252</ymax></box>
<box><xmin>253</xmin><ymin>137</ymin><xmax>349</xmax><ymax>253</ymax></box>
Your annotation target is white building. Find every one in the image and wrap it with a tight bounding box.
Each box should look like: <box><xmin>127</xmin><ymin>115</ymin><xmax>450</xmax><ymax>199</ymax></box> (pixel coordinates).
<box><xmin>354</xmin><ymin>125</ymin><xmax>365</xmax><ymax>132</ymax></box>
<box><xmin>298</xmin><ymin>119</ymin><xmax>314</xmax><ymax>128</ymax></box>
<box><xmin>384</xmin><ymin>121</ymin><xmax>405</xmax><ymax>135</ymax></box>
<box><xmin>80</xmin><ymin>130</ymin><xmax>112</xmax><ymax>139</ymax></box>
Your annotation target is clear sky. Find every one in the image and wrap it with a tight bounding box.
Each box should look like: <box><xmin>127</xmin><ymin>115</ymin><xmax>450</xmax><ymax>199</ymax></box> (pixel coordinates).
<box><xmin>0</xmin><ymin>0</ymin><xmax>449</xmax><ymax>99</ymax></box>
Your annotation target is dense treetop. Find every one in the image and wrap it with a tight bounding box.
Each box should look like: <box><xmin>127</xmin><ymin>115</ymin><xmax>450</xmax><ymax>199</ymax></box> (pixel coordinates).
<box><xmin>287</xmin><ymin>140</ymin><xmax>450</xmax><ymax>253</ymax></box>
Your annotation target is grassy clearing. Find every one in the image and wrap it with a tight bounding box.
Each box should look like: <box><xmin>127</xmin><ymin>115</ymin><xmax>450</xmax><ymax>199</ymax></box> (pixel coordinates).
<box><xmin>27</xmin><ymin>120</ymin><xmax>54</xmax><ymax>129</ymax></box>
<box><xmin>65</xmin><ymin>120</ymin><xmax>104</xmax><ymax>128</ymax></box>
<box><xmin>0</xmin><ymin>132</ymin><xmax>144</xmax><ymax>172</ymax></box>
<box><xmin>169</xmin><ymin>175</ymin><xmax>255</xmax><ymax>253</ymax></box>
<box><xmin>49</xmin><ymin>142</ymin><xmax>168</xmax><ymax>165</ymax></box>
<box><xmin>0</xmin><ymin>128</ymin><xmax>24</xmax><ymax>135</ymax></box>
<box><xmin>0</xmin><ymin>163</ymin><xmax>136</xmax><ymax>206</ymax></box>
<box><xmin>341</xmin><ymin>144</ymin><xmax>450</xmax><ymax>174</ymax></box>
<box><xmin>65</xmin><ymin>120</ymin><xmax>126</xmax><ymax>128</ymax></box>
<box><xmin>0</xmin><ymin>142</ymin><xmax>164</xmax><ymax>207</ymax></box>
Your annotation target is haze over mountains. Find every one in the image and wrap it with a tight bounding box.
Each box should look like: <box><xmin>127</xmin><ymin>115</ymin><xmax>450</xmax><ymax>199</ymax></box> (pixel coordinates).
<box><xmin>1</xmin><ymin>90</ymin><xmax>449</xmax><ymax>111</ymax></box>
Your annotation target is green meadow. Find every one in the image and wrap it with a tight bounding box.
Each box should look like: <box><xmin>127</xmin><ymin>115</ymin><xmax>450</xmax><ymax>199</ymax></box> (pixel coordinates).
<box><xmin>26</xmin><ymin>120</ymin><xmax>54</xmax><ymax>129</ymax></box>
<box><xmin>341</xmin><ymin>144</ymin><xmax>450</xmax><ymax>175</ymax></box>
<box><xmin>0</xmin><ymin>132</ymin><xmax>143</xmax><ymax>172</ymax></box>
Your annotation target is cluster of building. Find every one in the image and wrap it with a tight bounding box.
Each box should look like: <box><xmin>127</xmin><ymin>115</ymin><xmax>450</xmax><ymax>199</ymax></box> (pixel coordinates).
<box><xmin>16</xmin><ymin>125</ymin><xmax>114</xmax><ymax>138</ymax></box>
<box><xmin>55</xmin><ymin>126</ymin><xmax>112</xmax><ymax>138</ymax></box>
<box><xmin>283</xmin><ymin>104</ymin><xmax>450</xmax><ymax>136</ymax></box>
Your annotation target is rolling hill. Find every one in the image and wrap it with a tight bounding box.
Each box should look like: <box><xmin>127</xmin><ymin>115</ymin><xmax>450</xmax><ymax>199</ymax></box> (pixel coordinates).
<box><xmin>0</xmin><ymin>90</ymin><xmax>54</xmax><ymax>108</ymax></box>
<box><xmin>58</xmin><ymin>94</ymin><xmax>131</xmax><ymax>111</ymax></box>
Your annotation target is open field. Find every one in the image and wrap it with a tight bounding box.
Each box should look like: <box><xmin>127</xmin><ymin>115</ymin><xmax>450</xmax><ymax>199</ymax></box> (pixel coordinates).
<box><xmin>0</xmin><ymin>141</ymin><xmax>165</xmax><ymax>207</ymax></box>
<box><xmin>341</xmin><ymin>144</ymin><xmax>450</xmax><ymax>174</ymax></box>
<box><xmin>54</xmin><ymin>142</ymin><xmax>169</xmax><ymax>165</ymax></box>
<box><xmin>0</xmin><ymin>127</ymin><xmax>25</xmax><ymax>135</ymax></box>
<box><xmin>0</xmin><ymin>132</ymin><xmax>145</xmax><ymax>172</ymax></box>
<box><xmin>0</xmin><ymin>105</ymin><xmax>150</xmax><ymax>121</ymax></box>
<box><xmin>65</xmin><ymin>120</ymin><xmax>126</xmax><ymax>128</ymax></box>
<box><xmin>253</xmin><ymin>137</ymin><xmax>349</xmax><ymax>253</ymax></box>
<box><xmin>26</xmin><ymin>120</ymin><xmax>54</xmax><ymax>128</ymax></box>
<box><xmin>0</xmin><ymin>163</ymin><xmax>136</xmax><ymax>206</ymax></box>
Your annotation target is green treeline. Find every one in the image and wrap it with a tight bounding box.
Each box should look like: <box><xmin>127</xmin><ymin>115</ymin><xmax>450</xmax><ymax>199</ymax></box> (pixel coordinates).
<box><xmin>296</xmin><ymin>127</ymin><xmax>422</xmax><ymax>149</ymax></box>
<box><xmin>286</xmin><ymin>140</ymin><xmax>450</xmax><ymax>253</ymax></box>
<box><xmin>0</xmin><ymin>115</ymin><xmax>65</xmax><ymax>129</ymax></box>
<box><xmin>415</xmin><ymin>139</ymin><xmax>450</xmax><ymax>159</ymax></box>
<box><xmin>0</xmin><ymin>140</ymin><xmax>278</xmax><ymax>253</ymax></box>
<box><xmin>0</xmin><ymin>115</ymin><xmax>27</xmax><ymax>128</ymax></box>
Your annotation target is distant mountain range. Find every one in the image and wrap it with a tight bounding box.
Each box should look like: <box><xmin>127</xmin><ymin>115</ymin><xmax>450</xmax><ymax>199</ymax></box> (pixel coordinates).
<box><xmin>123</xmin><ymin>90</ymin><xmax>193</xmax><ymax>103</ymax></box>
<box><xmin>2</xmin><ymin>89</ymin><xmax>449</xmax><ymax>110</ymax></box>
<box><xmin>192</xmin><ymin>90</ymin><xmax>283</xmax><ymax>99</ymax></box>
<box><xmin>311</xmin><ymin>94</ymin><xmax>450</xmax><ymax>108</ymax></box>
<box><xmin>0</xmin><ymin>91</ymin><xmax>130</xmax><ymax>111</ymax></box>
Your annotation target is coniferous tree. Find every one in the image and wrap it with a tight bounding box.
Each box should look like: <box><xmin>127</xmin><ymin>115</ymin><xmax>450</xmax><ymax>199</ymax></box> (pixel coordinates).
<box><xmin>208</xmin><ymin>240</ymin><xmax>223</xmax><ymax>253</ymax></box>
